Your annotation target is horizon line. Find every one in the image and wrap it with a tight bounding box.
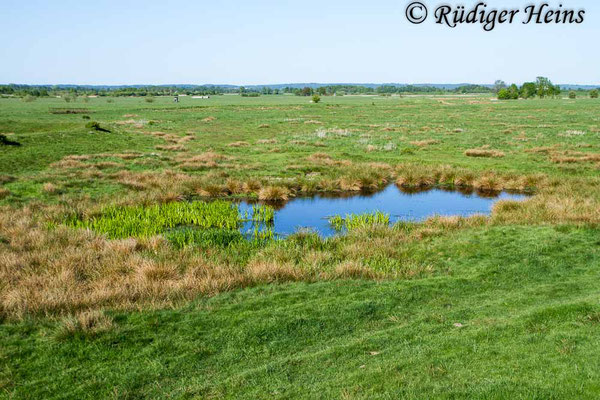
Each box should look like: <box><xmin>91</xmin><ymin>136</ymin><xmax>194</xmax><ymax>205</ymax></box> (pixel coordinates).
<box><xmin>2</xmin><ymin>81</ymin><xmax>600</xmax><ymax>87</ymax></box>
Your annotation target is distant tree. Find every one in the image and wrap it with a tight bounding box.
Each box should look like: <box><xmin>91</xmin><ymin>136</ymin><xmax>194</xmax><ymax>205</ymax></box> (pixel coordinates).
<box><xmin>590</xmin><ymin>89</ymin><xmax>599</xmax><ymax>99</ymax></box>
<box><xmin>494</xmin><ymin>80</ymin><xmax>507</xmax><ymax>94</ymax></box>
<box><xmin>535</xmin><ymin>77</ymin><xmax>555</xmax><ymax>98</ymax></box>
<box><xmin>520</xmin><ymin>82</ymin><xmax>537</xmax><ymax>99</ymax></box>
<box><xmin>508</xmin><ymin>84</ymin><xmax>519</xmax><ymax>100</ymax></box>
<box><xmin>312</xmin><ymin>94</ymin><xmax>321</xmax><ymax>103</ymax></box>
<box><xmin>301</xmin><ymin>87</ymin><xmax>313</xmax><ymax>96</ymax></box>
<box><xmin>497</xmin><ymin>88</ymin><xmax>511</xmax><ymax>100</ymax></box>
<box><xmin>317</xmin><ymin>87</ymin><xmax>326</xmax><ymax>96</ymax></box>
<box><xmin>568</xmin><ymin>90</ymin><xmax>577</xmax><ymax>99</ymax></box>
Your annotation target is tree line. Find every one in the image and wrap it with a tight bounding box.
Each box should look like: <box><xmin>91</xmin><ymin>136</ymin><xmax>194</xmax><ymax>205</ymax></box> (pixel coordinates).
<box><xmin>2</xmin><ymin>81</ymin><xmax>597</xmax><ymax>99</ymax></box>
<box><xmin>495</xmin><ymin>77</ymin><xmax>599</xmax><ymax>100</ymax></box>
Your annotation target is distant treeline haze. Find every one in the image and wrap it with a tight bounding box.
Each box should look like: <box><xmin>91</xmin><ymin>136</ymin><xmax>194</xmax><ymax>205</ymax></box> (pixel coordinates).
<box><xmin>1</xmin><ymin>78</ymin><xmax>597</xmax><ymax>99</ymax></box>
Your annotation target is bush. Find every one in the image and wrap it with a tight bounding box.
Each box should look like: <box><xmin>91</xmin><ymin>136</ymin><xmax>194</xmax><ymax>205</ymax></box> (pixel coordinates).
<box><xmin>497</xmin><ymin>88</ymin><xmax>511</xmax><ymax>100</ymax></box>
<box><xmin>22</xmin><ymin>95</ymin><xmax>36</xmax><ymax>102</ymax></box>
<box><xmin>590</xmin><ymin>89</ymin><xmax>599</xmax><ymax>99</ymax></box>
<box><xmin>145</xmin><ymin>96</ymin><xmax>155</xmax><ymax>103</ymax></box>
<box><xmin>568</xmin><ymin>91</ymin><xmax>577</xmax><ymax>99</ymax></box>
<box><xmin>312</xmin><ymin>94</ymin><xmax>321</xmax><ymax>103</ymax></box>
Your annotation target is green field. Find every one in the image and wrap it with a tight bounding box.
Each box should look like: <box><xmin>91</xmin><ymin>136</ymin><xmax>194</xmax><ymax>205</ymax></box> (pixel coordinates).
<box><xmin>1</xmin><ymin>94</ymin><xmax>600</xmax><ymax>398</ymax></box>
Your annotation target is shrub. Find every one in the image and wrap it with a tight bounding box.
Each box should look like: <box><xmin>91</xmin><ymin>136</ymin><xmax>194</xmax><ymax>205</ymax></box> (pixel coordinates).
<box><xmin>497</xmin><ymin>89</ymin><xmax>511</xmax><ymax>100</ymax></box>
<box><xmin>568</xmin><ymin>91</ymin><xmax>577</xmax><ymax>99</ymax></box>
<box><xmin>22</xmin><ymin>95</ymin><xmax>36</xmax><ymax>102</ymax></box>
<box><xmin>590</xmin><ymin>89</ymin><xmax>599</xmax><ymax>99</ymax></box>
<box><xmin>312</xmin><ymin>94</ymin><xmax>321</xmax><ymax>103</ymax></box>
<box><xmin>145</xmin><ymin>96</ymin><xmax>155</xmax><ymax>103</ymax></box>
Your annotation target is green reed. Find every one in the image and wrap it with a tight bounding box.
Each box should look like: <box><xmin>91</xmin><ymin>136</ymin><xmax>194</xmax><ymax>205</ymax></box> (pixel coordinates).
<box><xmin>69</xmin><ymin>201</ymin><xmax>278</xmax><ymax>245</ymax></box>
<box><xmin>328</xmin><ymin>211</ymin><xmax>390</xmax><ymax>232</ymax></box>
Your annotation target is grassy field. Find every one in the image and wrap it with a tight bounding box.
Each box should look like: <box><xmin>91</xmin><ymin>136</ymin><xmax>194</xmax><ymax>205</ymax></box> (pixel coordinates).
<box><xmin>1</xmin><ymin>94</ymin><xmax>600</xmax><ymax>398</ymax></box>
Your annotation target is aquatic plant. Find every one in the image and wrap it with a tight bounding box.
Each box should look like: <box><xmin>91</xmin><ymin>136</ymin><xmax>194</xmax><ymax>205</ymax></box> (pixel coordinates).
<box><xmin>167</xmin><ymin>228</ymin><xmax>245</xmax><ymax>248</ymax></box>
<box><xmin>328</xmin><ymin>211</ymin><xmax>390</xmax><ymax>232</ymax></box>
<box><xmin>251</xmin><ymin>204</ymin><xmax>275</xmax><ymax>223</ymax></box>
<box><xmin>70</xmin><ymin>201</ymin><xmax>242</xmax><ymax>239</ymax></box>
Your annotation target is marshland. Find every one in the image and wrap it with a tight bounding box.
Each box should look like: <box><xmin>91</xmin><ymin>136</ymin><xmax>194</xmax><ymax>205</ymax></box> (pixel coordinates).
<box><xmin>2</xmin><ymin>93</ymin><xmax>600</xmax><ymax>398</ymax></box>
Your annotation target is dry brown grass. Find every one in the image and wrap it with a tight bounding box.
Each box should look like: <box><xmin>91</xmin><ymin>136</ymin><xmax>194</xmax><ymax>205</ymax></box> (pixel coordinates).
<box><xmin>202</xmin><ymin>116</ymin><xmax>216</xmax><ymax>122</ymax></box>
<box><xmin>50</xmin><ymin>159</ymin><xmax>88</xmax><ymax>169</ymax></box>
<box><xmin>525</xmin><ymin>145</ymin><xmax>562</xmax><ymax>154</ymax></box>
<box><xmin>227</xmin><ymin>141</ymin><xmax>250</xmax><ymax>147</ymax></box>
<box><xmin>1</xmin><ymin>165</ymin><xmax>599</xmax><ymax>320</ymax></box>
<box><xmin>410</xmin><ymin>139</ymin><xmax>441</xmax><ymax>147</ymax></box>
<box><xmin>56</xmin><ymin>310</ymin><xmax>114</xmax><ymax>338</ymax></box>
<box><xmin>111</xmin><ymin>170</ymin><xmax>195</xmax><ymax>194</ymax></box>
<box><xmin>258</xmin><ymin>186</ymin><xmax>290</xmax><ymax>201</ymax></box>
<box><xmin>112</xmin><ymin>153</ymin><xmax>143</xmax><ymax>160</ymax></box>
<box><xmin>0</xmin><ymin>188</ymin><xmax>10</xmax><ymax>200</ymax></box>
<box><xmin>257</xmin><ymin>139</ymin><xmax>277</xmax><ymax>144</ymax></box>
<box><xmin>465</xmin><ymin>149</ymin><xmax>505</xmax><ymax>158</ymax></box>
<box><xmin>176</xmin><ymin>152</ymin><xmax>229</xmax><ymax>170</ymax></box>
<box><xmin>156</xmin><ymin>145</ymin><xmax>186</xmax><ymax>152</ymax></box>
<box><xmin>42</xmin><ymin>183</ymin><xmax>58</xmax><ymax>194</ymax></box>
<box><xmin>304</xmin><ymin>120</ymin><xmax>322</xmax><ymax>125</ymax></box>
<box><xmin>549</xmin><ymin>151</ymin><xmax>600</xmax><ymax>164</ymax></box>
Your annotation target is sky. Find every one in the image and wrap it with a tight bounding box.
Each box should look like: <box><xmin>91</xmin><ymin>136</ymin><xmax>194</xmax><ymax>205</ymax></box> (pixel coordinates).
<box><xmin>1</xmin><ymin>0</ymin><xmax>599</xmax><ymax>85</ymax></box>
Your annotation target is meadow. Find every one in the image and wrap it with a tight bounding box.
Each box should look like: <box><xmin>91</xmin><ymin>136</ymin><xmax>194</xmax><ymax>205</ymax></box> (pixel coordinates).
<box><xmin>1</xmin><ymin>94</ymin><xmax>600</xmax><ymax>398</ymax></box>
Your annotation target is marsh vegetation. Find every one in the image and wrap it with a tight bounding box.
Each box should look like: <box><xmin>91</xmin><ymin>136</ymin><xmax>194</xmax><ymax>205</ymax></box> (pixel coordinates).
<box><xmin>1</xmin><ymin>94</ymin><xmax>600</xmax><ymax>398</ymax></box>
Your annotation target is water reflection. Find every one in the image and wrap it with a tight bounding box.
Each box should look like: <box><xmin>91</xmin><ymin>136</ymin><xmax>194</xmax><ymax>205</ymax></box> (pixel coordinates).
<box><xmin>238</xmin><ymin>184</ymin><xmax>529</xmax><ymax>237</ymax></box>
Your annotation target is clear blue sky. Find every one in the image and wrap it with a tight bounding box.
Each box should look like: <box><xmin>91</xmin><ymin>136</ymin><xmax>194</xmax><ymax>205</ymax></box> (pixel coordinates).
<box><xmin>1</xmin><ymin>0</ymin><xmax>598</xmax><ymax>85</ymax></box>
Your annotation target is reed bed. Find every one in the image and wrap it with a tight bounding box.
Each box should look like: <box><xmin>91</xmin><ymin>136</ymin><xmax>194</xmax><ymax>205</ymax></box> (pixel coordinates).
<box><xmin>69</xmin><ymin>201</ymin><xmax>276</xmax><ymax>240</ymax></box>
<box><xmin>329</xmin><ymin>211</ymin><xmax>390</xmax><ymax>232</ymax></box>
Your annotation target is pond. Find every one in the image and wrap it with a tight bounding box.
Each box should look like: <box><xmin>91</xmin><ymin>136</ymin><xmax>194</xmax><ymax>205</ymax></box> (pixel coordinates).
<box><xmin>238</xmin><ymin>185</ymin><xmax>529</xmax><ymax>238</ymax></box>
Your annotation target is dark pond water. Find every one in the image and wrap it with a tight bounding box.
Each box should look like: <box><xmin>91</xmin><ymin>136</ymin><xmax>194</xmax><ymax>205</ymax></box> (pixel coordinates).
<box><xmin>238</xmin><ymin>185</ymin><xmax>529</xmax><ymax>238</ymax></box>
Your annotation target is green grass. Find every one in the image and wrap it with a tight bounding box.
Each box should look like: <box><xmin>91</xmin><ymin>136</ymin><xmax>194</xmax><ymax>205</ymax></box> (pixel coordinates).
<box><xmin>2</xmin><ymin>94</ymin><xmax>600</xmax><ymax>398</ymax></box>
<box><xmin>2</xmin><ymin>225</ymin><xmax>600</xmax><ymax>399</ymax></box>
<box><xmin>1</xmin><ymin>94</ymin><xmax>599</xmax><ymax>203</ymax></box>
